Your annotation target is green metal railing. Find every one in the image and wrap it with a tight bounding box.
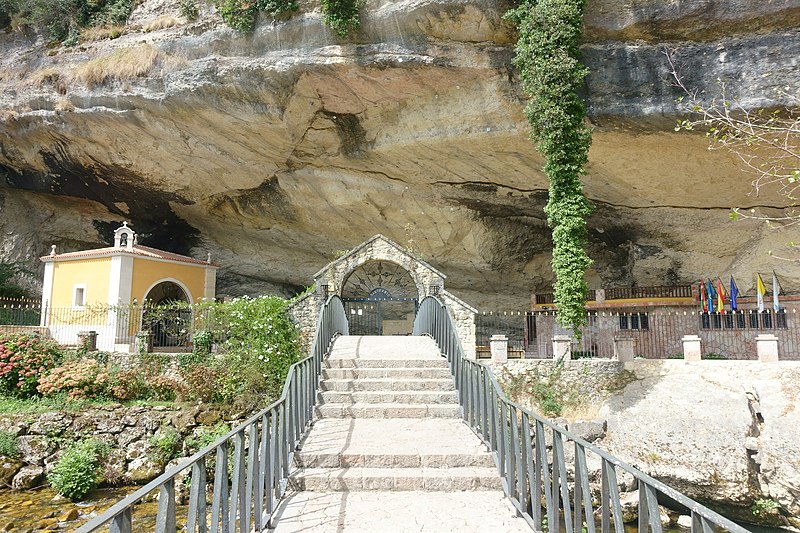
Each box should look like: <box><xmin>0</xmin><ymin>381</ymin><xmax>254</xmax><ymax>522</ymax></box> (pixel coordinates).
<box><xmin>77</xmin><ymin>295</ymin><xmax>348</xmax><ymax>533</ymax></box>
<box><xmin>413</xmin><ymin>296</ymin><xmax>751</xmax><ymax>533</ymax></box>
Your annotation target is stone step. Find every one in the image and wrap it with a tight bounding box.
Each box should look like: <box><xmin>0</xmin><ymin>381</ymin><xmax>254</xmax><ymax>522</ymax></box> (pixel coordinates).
<box><xmin>291</xmin><ymin>467</ymin><xmax>502</xmax><ymax>492</ymax></box>
<box><xmin>321</xmin><ymin>367</ymin><xmax>452</xmax><ymax>380</ymax></box>
<box><xmin>318</xmin><ymin>391</ymin><xmax>459</xmax><ymax>405</ymax></box>
<box><xmin>314</xmin><ymin>403</ymin><xmax>461</xmax><ymax>419</ymax></box>
<box><xmin>295</xmin><ymin>452</ymin><xmax>495</xmax><ymax>468</ymax></box>
<box><xmin>319</xmin><ymin>378</ymin><xmax>455</xmax><ymax>392</ymax></box>
<box><xmin>324</xmin><ymin>358</ymin><xmax>449</xmax><ymax>369</ymax></box>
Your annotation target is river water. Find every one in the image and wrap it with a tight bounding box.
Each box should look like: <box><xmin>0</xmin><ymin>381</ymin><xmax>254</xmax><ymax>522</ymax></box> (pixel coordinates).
<box><xmin>0</xmin><ymin>486</ymin><xmax>789</xmax><ymax>532</ymax></box>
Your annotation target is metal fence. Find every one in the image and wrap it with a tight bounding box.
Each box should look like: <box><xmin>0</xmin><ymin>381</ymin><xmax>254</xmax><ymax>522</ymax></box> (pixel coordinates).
<box><xmin>414</xmin><ymin>296</ymin><xmax>751</xmax><ymax>533</ymax></box>
<box><xmin>478</xmin><ymin>309</ymin><xmax>800</xmax><ymax>360</ymax></box>
<box><xmin>0</xmin><ymin>302</ymin><xmax>213</xmax><ymax>351</ymax></box>
<box><xmin>476</xmin><ymin>312</ymin><xmax>531</xmax><ymax>358</ymax></box>
<box><xmin>76</xmin><ymin>295</ymin><xmax>349</xmax><ymax>533</ymax></box>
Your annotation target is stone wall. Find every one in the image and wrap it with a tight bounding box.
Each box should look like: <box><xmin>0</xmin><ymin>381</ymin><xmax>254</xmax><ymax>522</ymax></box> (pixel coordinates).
<box><xmin>0</xmin><ymin>404</ymin><xmax>232</xmax><ymax>491</ymax></box>
<box><xmin>287</xmin><ymin>290</ymin><xmax>322</xmax><ymax>356</ymax></box>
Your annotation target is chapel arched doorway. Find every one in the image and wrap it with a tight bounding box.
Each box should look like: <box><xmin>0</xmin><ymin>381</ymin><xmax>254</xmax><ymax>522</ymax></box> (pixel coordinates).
<box><xmin>340</xmin><ymin>261</ymin><xmax>419</xmax><ymax>335</ymax></box>
<box><xmin>143</xmin><ymin>280</ymin><xmax>192</xmax><ymax>348</ymax></box>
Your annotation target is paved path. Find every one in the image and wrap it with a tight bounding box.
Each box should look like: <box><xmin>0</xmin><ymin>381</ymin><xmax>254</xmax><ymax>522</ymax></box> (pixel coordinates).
<box><xmin>268</xmin><ymin>336</ymin><xmax>530</xmax><ymax>532</ymax></box>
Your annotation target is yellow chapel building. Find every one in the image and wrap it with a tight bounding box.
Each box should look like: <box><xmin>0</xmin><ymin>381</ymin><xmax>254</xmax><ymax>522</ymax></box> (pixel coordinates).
<box><xmin>40</xmin><ymin>223</ymin><xmax>217</xmax><ymax>351</ymax></box>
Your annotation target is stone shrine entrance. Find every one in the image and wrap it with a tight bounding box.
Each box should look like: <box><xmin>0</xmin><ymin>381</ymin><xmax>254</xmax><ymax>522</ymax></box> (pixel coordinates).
<box><xmin>341</xmin><ymin>261</ymin><xmax>418</xmax><ymax>335</ymax></box>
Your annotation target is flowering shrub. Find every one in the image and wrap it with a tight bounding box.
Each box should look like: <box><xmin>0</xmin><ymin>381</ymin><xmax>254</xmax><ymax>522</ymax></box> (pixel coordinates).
<box><xmin>0</xmin><ymin>334</ymin><xmax>62</xmax><ymax>397</ymax></box>
<box><xmin>150</xmin><ymin>376</ymin><xmax>187</xmax><ymax>402</ymax></box>
<box><xmin>107</xmin><ymin>368</ymin><xmax>149</xmax><ymax>401</ymax></box>
<box><xmin>182</xmin><ymin>364</ymin><xmax>221</xmax><ymax>403</ymax></box>
<box><xmin>37</xmin><ymin>359</ymin><xmax>109</xmax><ymax>401</ymax></box>
<box><xmin>212</xmin><ymin>296</ymin><xmax>300</xmax><ymax>405</ymax></box>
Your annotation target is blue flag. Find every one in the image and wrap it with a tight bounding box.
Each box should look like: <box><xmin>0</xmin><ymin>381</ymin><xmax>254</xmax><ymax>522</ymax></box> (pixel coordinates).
<box><xmin>730</xmin><ymin>276</ymin><xmax>739</xmax><ymax>311</ymax></box>
<box><xmin>707</xmin><ymin>279</ymin><xmax>716</xmax><ymax>313</ymax></box>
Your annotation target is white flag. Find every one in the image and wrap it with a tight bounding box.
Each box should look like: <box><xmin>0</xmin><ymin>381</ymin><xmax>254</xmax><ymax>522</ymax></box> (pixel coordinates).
<box><xmin>773</xmin><ymin>271</ymin><xmax>782</xmax><ymax>312</ymax></box>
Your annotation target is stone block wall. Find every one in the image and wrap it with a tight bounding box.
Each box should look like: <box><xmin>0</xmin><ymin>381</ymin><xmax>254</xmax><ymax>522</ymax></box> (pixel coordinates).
<box><xmin>0</xmin><ymin>404</ymin><xmax>233</xmax><ymax>491</ymax></box>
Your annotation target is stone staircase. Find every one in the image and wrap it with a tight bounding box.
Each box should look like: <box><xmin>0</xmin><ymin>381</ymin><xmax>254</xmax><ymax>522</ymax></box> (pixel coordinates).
<box><xmin>270</xmin><ymin>336</ymin><xmax>529</xmax><ymax>532</ymax></box>
<box><xmin>293</xmin><ymin>335</ymin><xmax>499</xmax><ymax>491</ymax></box>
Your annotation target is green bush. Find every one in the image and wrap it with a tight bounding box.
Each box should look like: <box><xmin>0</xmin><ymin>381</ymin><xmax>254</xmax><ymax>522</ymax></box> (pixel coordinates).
<box><xmin>320</xmin><ymin>0</ymin><xmax>361</xmax><ymax>37</ymax></box>
<box><xmin>149</xmin><ymin>427</ymin><xmax>182</xmax><ymax>465</ymax></box>
<box><xmin>213</xmin><ymin>0</ymin><xmax>256</xmax><ymax>31</ymax></box>
<box><xmin>213</xmin><ymin>295</ymin><xmax>301</xmax><ymax>407</ymax></box>
<box><xmin>179</xmin><ymin>0</ymin><xmax>198</xmax><ymax>20</ymax></box>
<box><xmin>255</xmin><ymin>0</ymin><xmax>295</xmax><ymax>18</ymax></box>
<box><xmin>5</xmin><ymin>0</ymin><xmax>132</xmax><ymax>42</ymax></box>
<box><xmin>0</xmin><ymin>333</ymin><xmax>62</xmax><ymax>398</ymax></box>
<box><xmin>48</xmin><ymin>439</ymin><xmax>108</xmax><ymax>500</ymax></box>
<box><xmin>0</xmin><ymin>429</ymin><xmax>18</xmax><ymax>457</ymax></box>
<box><xmin>702</xmin><ymin>352</ymin><xmax>728</xmax><ymax>360</ymax></box>
<box><xmin>185</xmin><ymin>423</ymin><xmax>229</xmax><ymax>453</ymax></box>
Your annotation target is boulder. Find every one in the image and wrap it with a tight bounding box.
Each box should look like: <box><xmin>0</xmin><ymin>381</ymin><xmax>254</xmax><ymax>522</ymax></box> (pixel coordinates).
<box><xmin>125</xmin><ymin>455</ymin><xmax>161</xmax><ymax>484</ymax></box>
<box><xmin>0</xmin><ymin>457</ymin><xmax>24</xmax><ymax>486</ymax></box>
<box><xmin>28</xmin><ymin>413</ymin><xmax>72</xmax><ymax>437</ymax></box>
<box><xmin>16</xmin><ymin>436</ymin><xmax>55</xmax><ymax>466</ymax></box>
<box><xmin>170</xmin><ymin>407</ymin><xmax>198</xmax><ymax>433</ymax></box>
<box><xmin>117</xmin><ymin>426</ymin><xmax>145</xmax><ymax>447</ymax></box>
<box><xmin>676</xmin><ymin>514</ymin><xmax>693</xmax><ymax>529</ymax></box>
<box><xmin>620</xmin><ymin>490</ymin><xmax>638</xmax><ymax>523</ymax></box>
<box><xmin>569</xmin><ymin>419</ymin><xmax>607</xmax><ymax>443</ymax></box>
<box><xmin>11</xmin><ymin>466</ymin><xmax>44</xmax><ymax>490</ymax></box>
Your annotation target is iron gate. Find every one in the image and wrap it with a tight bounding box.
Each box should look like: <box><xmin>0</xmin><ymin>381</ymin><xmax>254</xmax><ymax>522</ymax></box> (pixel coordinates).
<box><xmin>341</xmin><ymin>261</ymin><xmax>419</xmax><ymax>336</ymax></box>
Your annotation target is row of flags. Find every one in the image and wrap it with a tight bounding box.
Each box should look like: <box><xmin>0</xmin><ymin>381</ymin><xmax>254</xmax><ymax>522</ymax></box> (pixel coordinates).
<box><xmin>699</xmin><ymin>272</ymin><xmax>782</xmax><ymax>314</ymax></box>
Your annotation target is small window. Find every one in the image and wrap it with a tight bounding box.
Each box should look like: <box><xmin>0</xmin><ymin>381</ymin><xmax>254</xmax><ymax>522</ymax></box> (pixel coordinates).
<box><xmin>619</xmin><ymin>313</ymin><xmax>648</xmax><ymax>331</ymax></box>
<box><xmin>762</xmin><ymin>313</ymin><xmax>773</xmax><ymax>329</ymax></box>
<box><xmin>73</xmin><ymin>286</ymin><xmax>86</xmax><ymax>307</ymax></box>
<box><xmin>748</xmin><ymin>312</ymin><xmax>759</xmax><ymax>329</ymax></box>
<box><xmin>777</xmin><ymin>310</ymin><xmax>788</xmax><ymax>329</ymax></box>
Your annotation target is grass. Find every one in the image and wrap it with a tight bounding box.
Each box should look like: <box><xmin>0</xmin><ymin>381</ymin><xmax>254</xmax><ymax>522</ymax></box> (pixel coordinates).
<box><xmin>0</xmin><ymin>394</ymin><xmax>180</xmax><ymax>414</ymax></box>
<box><xmin>74</xmin><ymin>44</ymin><xmax>161</xmax><ymax>88</ymax></box>
<box><xmin>80</xmin><ymin>25</ymin><xmax>126</xmax><ymax>42</ymax></box>
<box><xmin>143</xmin><ymin>16</ymin><xmax>179</xmax><ymax>32</ymax></box>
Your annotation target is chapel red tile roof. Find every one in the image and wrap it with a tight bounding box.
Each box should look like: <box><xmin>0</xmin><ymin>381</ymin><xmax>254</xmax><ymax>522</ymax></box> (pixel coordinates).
<box><xmin>41</xmin><ymin>245</ymin><xmax>216</xmax><ymax>267</ymax></box>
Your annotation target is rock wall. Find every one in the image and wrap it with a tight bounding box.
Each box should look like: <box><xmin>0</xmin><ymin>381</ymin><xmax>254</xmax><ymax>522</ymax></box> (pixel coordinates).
<box><xmin>491</xmin><ymin>358</ymin><xmax>800</xmax><ymax>527</ymax></box>
<box><xmin>0</xmin><ymin>404</ymin><xmax>232</xmax><ymax>490</ymax></box>
<box><xmin>0</xmin><ymin>0</ymin><xmax>798</xmax><ymax>307</ymax></box>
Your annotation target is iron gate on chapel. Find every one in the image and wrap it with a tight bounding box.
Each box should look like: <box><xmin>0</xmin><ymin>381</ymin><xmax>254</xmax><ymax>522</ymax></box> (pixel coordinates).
<box><xmin>341</xmin><ymin>261</ymin><xmax>419</xmax><ymax>336</ymax></box>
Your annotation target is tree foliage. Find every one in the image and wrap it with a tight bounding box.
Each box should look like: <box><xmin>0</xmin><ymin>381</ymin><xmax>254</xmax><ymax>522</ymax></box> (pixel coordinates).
<box><xmin>507</xmin><ymin>0</ymin><xmax>593</xmax><ymax>336</ymax></box>
<box><xmin>320</xmin><ymin>0</ymin><xmax>361</xmax><ymax>37</ymax></box>
<box><xmin>2</xmin><ymin>0</ymin><xmax>132</xmax><ymax>41</ymax></box>
<box><xmin>0</xmin><ymin>262</ymin><xmax>31</xmax><ymax>300</ymax></box>
<box><xmin>667</xmin><ymin>51</ymin><xmax>800</xmax><ymax>232</ymax></box>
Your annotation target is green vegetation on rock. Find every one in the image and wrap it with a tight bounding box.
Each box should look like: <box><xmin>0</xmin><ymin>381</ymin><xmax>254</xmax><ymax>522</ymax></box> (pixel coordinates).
<box><xmin>0</xmin><ymin>0</ymin><xmax>132</xmax><ymax>42</ymax></box>
<box><xmin>47</xmin><ymin>439</ymin><xmax>109</xmax><ymax>500</ymax></box>
<box><xmin>507</xmin><ymin>0</ymin><xmax>593</xmax><ymax>337</ymax></box>
<box><xmin>320</xmin><ymin>0</ymin><xmax>361</xmax><ymax>37</ymax></box>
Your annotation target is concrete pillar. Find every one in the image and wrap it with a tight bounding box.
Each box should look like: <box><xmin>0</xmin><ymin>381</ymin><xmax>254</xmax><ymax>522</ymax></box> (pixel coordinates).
<box><xmin>553</xmin><ymin>335</ymin><xmax>572</xmax><ymax>361</ymax></box>
<box><xmin>756</xmin><ymin>334</ymin><xmax>779</xmax><ymax>362</ymax></box>
<box><xmin>613</xmin><ymin>336</ymin><xmax>635</xmax><ymax>362</ymax></box>
<box><xmin>682</xmin><ymin>335</ymin><xmax>702</xmax><ymax>361</ymax></box>
<box><xmin>595</xmin><ymin>289</ymin><xmax>606</xmax><ymax>305</ymax></box>
<box><xmin>490</xmin><ymin>334</ymin><xmax>508</xmax><ymax>363</ymax></box>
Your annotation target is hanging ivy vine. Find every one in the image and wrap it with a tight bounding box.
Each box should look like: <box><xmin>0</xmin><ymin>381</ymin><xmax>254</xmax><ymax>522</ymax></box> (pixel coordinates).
<box><xmin>507</xmin><ymin>0</ymin><xmax>593</xmax><ymax>336</ymax></box>
<box><xmin>320</xmin><ymin>0</ymin><xmax>362</xmax><ymax>37</ymax></box>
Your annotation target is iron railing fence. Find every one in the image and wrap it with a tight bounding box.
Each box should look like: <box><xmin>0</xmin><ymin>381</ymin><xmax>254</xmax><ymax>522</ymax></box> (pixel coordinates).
<box><xmin>0</xmin><ymin>303</ymin><xmax>217</xmax><ymax>350</ymax></box>
<box><xmin>476</xmin><ymin>312</ymin><xmax>530</xmax><ymax>358</ymax></box>
<box><xmin>76</xmin><ymin>295</ymin><xmax>348</xmax><ymax>533</ymax></box>
<box><xmin>479</xmin><ymin>309</ymin><xmax>799</xmax><ymax>360</ymax></box>
<box><xmin>414</xmin><ymin>296</ymin><xmax>751</xmax><ymax>533</ymax></box>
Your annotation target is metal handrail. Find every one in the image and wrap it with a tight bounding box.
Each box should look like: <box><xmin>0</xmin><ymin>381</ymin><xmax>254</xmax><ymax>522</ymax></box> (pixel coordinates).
<box><xmin>413</xmin><ymin>296</ymin><xmax>750</xmax><ymax>533</ymax></box>
<box><xmin>77</xmin><ymin>295</ymin><xmax>348</xmax><ymax>533</ymax></box>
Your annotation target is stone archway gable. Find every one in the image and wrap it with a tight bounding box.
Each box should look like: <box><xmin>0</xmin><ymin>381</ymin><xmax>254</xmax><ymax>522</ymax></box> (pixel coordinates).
<box><xmin>315</xmin><ymin>235</ymin><xmax>446</xmax><ymax>298</ymax></box>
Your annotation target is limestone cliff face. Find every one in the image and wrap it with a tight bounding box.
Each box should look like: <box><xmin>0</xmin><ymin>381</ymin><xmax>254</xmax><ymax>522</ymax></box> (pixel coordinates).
<box><xmin>0</xmin><ymin>0</ymin><xmax>798</xmax><ymax>306</ymax></box>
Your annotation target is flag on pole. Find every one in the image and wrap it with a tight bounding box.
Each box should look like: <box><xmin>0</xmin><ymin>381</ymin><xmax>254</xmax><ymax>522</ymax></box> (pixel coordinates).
<box><xmin>706</xmin><ymin>279</ymin><xmax>716</xmax><ymax>313</ymax></box>
<box><xmin>716</xmin><ymin>278</ymin><xmax>727</xmax><ymax>313</ymax></box>
<box><xmin>699</xmin><ymin>281</ymin><xmax>707</xmax><ymax>313</ymax></box>
<box><xmin>729</xmin><ymin>276</ymin><xmax>739</xmax><ymax>311</ymax></box>
<box><xmin>773</xmin><ymin>271</ymin><xmax>782</xmax><ymax>312</ymax></box>
<box><xmin>757</xmin><ymin>274</ymin><xmax>767</xmax><ymax>312</ymax></box>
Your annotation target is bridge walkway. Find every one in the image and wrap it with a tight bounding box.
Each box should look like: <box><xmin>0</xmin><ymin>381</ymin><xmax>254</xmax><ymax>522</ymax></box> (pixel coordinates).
<box><xmin>268</xmin><ymin>335</ymin><xmax>530</xmax><ymax>532</ymax></box>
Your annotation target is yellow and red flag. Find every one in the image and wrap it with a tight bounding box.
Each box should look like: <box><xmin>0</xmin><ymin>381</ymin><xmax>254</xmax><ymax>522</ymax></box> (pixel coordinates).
<box><xmin>716</xmin><ymin>278</ymin><xmax>727</xmax><ymax>313</ymax></box>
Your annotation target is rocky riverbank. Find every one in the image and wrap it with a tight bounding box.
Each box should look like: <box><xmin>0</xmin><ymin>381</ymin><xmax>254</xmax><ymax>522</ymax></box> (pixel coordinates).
<box><xmin>0</xmin><ymin>403</ymin><xmax>234</xmax><ymax>491</ymax></box>
<box><xmin>494</xmin><ymin>359</ymin><xmax>800</xmax><ymax>529</ymax></box>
